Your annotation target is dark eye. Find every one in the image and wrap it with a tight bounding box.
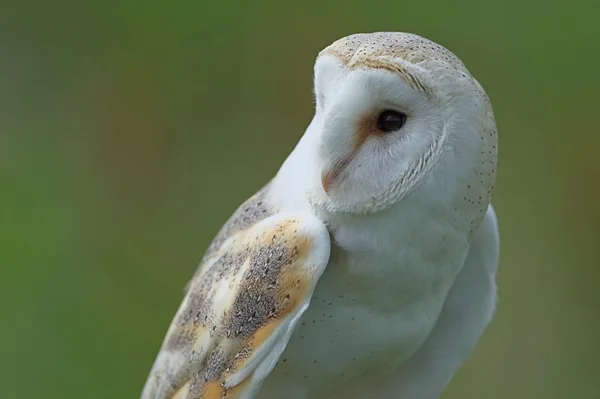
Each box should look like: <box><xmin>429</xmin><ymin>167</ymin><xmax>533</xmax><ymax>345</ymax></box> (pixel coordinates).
<box><xmin>377</xmin><ymin>110</ymin><xmax>407</xmax><ymax>133</ymax></box>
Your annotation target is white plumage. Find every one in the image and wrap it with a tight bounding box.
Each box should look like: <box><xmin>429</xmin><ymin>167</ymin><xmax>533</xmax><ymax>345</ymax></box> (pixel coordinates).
<box><xmin>141</xmin><ymin>32</ymin><xmax>499</xmax><ymax>399</ymax></box>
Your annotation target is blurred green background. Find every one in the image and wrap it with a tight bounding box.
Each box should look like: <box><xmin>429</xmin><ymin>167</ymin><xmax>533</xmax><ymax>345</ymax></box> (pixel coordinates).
<box><xmin>1</xmin><ymin>0</ymin><xmax>599</xmax><ymax>398</ymax></box>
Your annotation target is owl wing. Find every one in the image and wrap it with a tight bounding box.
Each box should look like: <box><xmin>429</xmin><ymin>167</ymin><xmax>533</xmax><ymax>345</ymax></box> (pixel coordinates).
<box><xmin>141</xmin><ymin>212</ymin><xmax>331</xmax><ymax>399</ymax></box>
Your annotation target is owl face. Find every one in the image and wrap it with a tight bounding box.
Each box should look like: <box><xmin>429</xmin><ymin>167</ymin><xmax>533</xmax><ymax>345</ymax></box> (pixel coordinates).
<box><xmin>307</xmin><ymin>33</ymin><xmax>496</xmax><ymax>215</ymax></box>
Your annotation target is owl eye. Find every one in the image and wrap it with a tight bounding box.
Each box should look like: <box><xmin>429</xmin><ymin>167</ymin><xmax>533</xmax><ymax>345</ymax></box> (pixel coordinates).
<box><xmin>377</xmin><ymin>110</ymin><xmax>407</xmax><ymax>133</ymax></box>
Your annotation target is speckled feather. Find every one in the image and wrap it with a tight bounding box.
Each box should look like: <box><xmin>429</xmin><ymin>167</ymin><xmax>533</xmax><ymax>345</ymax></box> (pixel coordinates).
<box><xmin>141</xmin><ymin>204</ymin><xmax>331</xmax><ymax>399</ymax></box>
<box><xmin>320</xmin><ymin>32</ymin><xmax>469</xmax><ymax>73</ymax></box>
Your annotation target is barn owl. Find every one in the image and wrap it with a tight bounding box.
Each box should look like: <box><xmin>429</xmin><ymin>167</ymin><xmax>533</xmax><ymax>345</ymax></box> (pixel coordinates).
<box><xmin>141</xmin><ymin>32</ymin><xmax>499</xmax><ymax>399</ymax></box>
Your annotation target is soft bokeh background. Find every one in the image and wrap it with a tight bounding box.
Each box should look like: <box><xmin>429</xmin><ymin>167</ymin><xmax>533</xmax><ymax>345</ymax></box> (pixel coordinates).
<box><xmin>2</xmin><ymin>0</ymin><xmax>599</xmax><ymax>398</ymax></box>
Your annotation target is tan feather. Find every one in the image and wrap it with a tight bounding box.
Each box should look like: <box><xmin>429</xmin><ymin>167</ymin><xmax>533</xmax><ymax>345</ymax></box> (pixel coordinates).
<box><xmin>141</xmin><ymin>211</ymin><xmax>331</xmax><ymax>399</ymax></box>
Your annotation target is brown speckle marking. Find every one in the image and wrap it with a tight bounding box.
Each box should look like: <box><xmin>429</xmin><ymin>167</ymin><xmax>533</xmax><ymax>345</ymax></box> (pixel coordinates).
<box><xmin>202</xmin><ymin>183</ymin><xmax>273</xmax><ymax>263</ymax></box>
<box><xmin>319</xmin><ymin>32</ymin><xmax>470</xmax><ymax>95</ymax></box>
<box><xmin>154</xmin><ymin>214</ymin><xmax>319</xmax><ymax>398</ymax></box>
<box><xmin>166</xmin><ymin>323</ymin><xmax>205</xmax><ymax>352</ymax></box>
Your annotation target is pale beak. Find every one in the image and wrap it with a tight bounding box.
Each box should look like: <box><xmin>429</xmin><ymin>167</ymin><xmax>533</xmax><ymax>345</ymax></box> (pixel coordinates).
<box><xmin>321</xmin><ymin>170</ymin><xmax>335</xmax><ymax>195</ymax></box>
<box><xmin>321</xmin><ymin>154</ymin><xmax>354</xmax><ymax>195</ymax></box>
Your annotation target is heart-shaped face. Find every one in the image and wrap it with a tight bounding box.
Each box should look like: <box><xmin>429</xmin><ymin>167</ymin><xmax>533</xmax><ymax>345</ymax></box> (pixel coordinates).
<box><xmin>304</xmin><ymin>32</ymin><xmax>497</xmax><ymax>216</ymax></box>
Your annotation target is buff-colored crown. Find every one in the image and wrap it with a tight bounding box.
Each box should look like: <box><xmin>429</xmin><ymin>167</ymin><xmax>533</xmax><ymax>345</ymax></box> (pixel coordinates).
<box><xmin>320</xmin><ymin>32</ymin><xmax>470</xmax><ymax>75</ymax></box>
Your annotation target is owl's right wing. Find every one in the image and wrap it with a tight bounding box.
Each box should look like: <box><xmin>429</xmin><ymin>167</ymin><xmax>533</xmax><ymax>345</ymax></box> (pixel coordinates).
<box><xmin>141</xmin><ymin>212</ymin><xmax>331</xmax><ymax>399</ymax></box>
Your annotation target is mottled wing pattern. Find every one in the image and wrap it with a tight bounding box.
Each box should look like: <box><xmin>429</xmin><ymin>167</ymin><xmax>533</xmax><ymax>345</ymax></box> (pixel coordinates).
<box><xmin>141</xmin><ymin>210</ymin><xmax>331</xmax><ymax>399</ymax></box>
<box><xmin>182</xmin><ymin>187</ymin><xmax>273</xmax><ymax>295</ymax></box>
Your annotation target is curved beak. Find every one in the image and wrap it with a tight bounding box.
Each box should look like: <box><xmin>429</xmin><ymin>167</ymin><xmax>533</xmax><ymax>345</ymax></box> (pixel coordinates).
<box><xmin>320</xmin><ymin>153</ymin><xmax>354</xmax><ymax>195</ymax></box>
<box><xmin>319</xmin><ymin>111</ymin><xmax>374</xmax><ymax>195</ymax></box>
